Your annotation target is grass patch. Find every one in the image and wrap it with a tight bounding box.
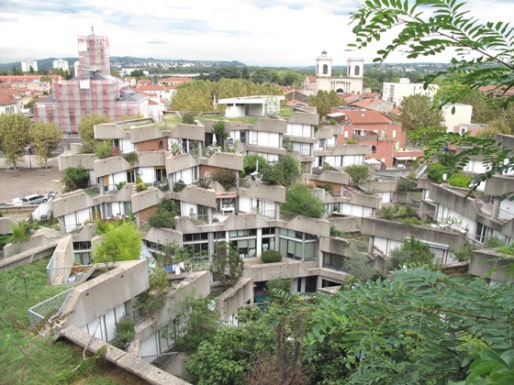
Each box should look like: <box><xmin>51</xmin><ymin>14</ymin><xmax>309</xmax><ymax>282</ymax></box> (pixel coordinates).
<box><xmin>0</xmin><ymin>258</ymin><xmax>147</xmax><ymax>385</ymax></box>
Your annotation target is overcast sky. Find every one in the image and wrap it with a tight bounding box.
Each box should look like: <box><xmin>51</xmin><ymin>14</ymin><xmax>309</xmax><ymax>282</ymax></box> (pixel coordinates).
<box><xmin>1</xmin><ymin>0</ymin><xmax>512</xmax><ymax>67</ymax></box>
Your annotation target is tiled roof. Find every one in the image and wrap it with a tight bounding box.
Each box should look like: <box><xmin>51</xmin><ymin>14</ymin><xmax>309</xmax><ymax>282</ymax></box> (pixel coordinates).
<box><xmin>344</xmin><ymin>109</ymin><xmax>392</xmax><ymax>124</ymax></box>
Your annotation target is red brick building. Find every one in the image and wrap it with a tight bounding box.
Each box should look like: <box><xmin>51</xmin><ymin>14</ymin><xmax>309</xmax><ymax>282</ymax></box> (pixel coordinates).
<box><xmin>336</xmin><ymin>109</ymin><xmax>423</xmax><ymax>168</ymax></box>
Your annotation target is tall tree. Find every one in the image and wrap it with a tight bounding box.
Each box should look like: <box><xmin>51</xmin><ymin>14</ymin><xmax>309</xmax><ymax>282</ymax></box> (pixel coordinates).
<box><xmin>212</xmin><ymin>121</ymin><xmax>228</xmax><ymax>150</ymax></box>
<box><xmin>398</xmin><ymin>94</ymin><xmax>444</xmax><ymax>131</ymax></box>
<box><xmin>309</xmin><ymin>90</ymin><xmax>342</xmax><ymax>121</ymax></box>
<box><xmin>0</xmin><ymin>114</ymin><xmax>31</xmax><ymax>168</ymax></box>
<box><xmin>211</xmin><ymin>242</ymin><xmax>244</xmax><ymax>287</ymax></box>
<box><xmin>349</xmin><ymin>0</ymin><xmax>514</xmax><ymax>195</ymax></box>
<box><xmin>29</xmin><ymin>122</ymin><xmax>62</xmax><ymax>168</ymax></box>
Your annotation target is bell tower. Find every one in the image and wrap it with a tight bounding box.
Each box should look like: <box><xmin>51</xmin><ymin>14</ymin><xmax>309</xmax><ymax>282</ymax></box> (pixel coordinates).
<box><xmin>347</xmin><ymin>57</ymin><xmax>364</xmax><ymax>79</ymax></box>
<box><xmin>316</xmin><ymin>50</ymin><xmax>332</xmax><ymax>78</ymax></box>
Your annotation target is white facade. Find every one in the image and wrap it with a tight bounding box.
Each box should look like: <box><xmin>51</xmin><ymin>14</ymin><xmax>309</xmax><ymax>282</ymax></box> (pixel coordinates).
<box><xmin>21</xmin><ymin>59</ymin><xmax>38</xmax><ymax>72</ymax></box>
<box><xmin>0</xmin><ymin>99</ymin><xmax>20</xmax><ymax>115</ymax></box>
<box><xmin>315</xmin><ymin>51</ymin><xmax>364</xmax><ymax>95</ymax></box>
<box><xmin>382</xmin><ymin>78</ymin><xmax>439</xmax><ymax>106</ymax></box>
<box><xmin>442</xmin><ymin>103</ymin><xmax>473</xmax><ymax>132</ymax></box>
<box><xmin>219</xmin><ymin>95</ymin><xmax>284</xmax><ymax>118</ymax></box>
<box><xmin>53</xmin><ymin>59</ymin><xmax>69</xmax><ymax>71</ymax></box>
<box><xmin>63</xmin><ymin>209</ymin><xmax>92</xmax><ymax>233</ymax></box>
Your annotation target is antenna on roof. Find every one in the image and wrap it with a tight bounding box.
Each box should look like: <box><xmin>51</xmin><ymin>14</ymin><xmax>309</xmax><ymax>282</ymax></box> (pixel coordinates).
<box><xmin>91</xmin><ymin>25</ymin><xmax>94</xmax><ymax>35</ymax></box>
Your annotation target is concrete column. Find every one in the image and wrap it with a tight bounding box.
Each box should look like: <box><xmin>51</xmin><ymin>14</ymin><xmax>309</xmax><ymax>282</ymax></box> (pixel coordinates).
<box><xmin>256</xmin><ymin>228</ymin><xmax>262</xmax><ymax>258</ymax></box>
<box><xmin>207</xmin><ymin>207</ymin><xmax>213</xmax><ymax>224</ymax></box>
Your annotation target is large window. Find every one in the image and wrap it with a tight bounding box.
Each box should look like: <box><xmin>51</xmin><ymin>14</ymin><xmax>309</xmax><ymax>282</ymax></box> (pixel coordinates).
<box><xmin>323</xmin><ymin>252</ymin><xmax>344</xmax><ymax>271</ymax></box>
<box><xmin>279</xmin><ymin>229</ymin><xmax>317</xmax><ymax>261</ymax></box>
<box><xmin>229</xmin><ymin>229</ymin><xmax>257</xmax><ymax>258</ymax></box>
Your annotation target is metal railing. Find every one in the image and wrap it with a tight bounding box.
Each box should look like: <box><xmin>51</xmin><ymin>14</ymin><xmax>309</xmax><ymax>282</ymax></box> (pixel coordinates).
<box><xmin>47</xmin><ymin>252</ymin><xmax>93</xmax><ymax>286</ymax></box>
<box><xmin>28</xmin><ymin>287</ymin><xmax>74</xmax><ymax>328</ymax></box>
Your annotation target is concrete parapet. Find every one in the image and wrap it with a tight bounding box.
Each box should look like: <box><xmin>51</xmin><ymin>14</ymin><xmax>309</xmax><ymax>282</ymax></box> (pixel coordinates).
<box><xmin>59</xmin><ymin>325</ymin><xmax>191</xmax><ymax>385</ymax></box>
<box><xmin>469</xmin><ymin>250</ymin><xmax>514</xmax><ymax>283</ymax></box>
<box><xmin>216</xmin><ymin>278</ymin><xmax>253</xmax><ymax>320</ymax></box>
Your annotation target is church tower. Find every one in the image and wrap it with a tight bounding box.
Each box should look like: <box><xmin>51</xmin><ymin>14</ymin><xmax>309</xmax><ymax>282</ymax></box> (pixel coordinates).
<box><xmin>315</xmin><ymin>50</ymin><xmax>333</xmax><ymax>93</ymax></box>
<box><xmin>347</xmin><ymin>57</ymin><xmax>364</xmax><ymax>80</ymax></box>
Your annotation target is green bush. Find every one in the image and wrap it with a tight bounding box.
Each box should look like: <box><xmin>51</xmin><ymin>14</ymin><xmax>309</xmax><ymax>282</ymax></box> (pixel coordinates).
<box><xmin>173</xmin><ymin>179</ymin><xmax>186</xmax><ymax>192</ymax></box>
<box><xmin>9</xmin><ymin>222</ymin><xmax>33</xmax><ymax>244</ymax></box>
<box><xmin>95</xmin><ymin>141</ymin><xmax>111</xmax><ymax>159</ymax></box>
<box><xmin>212</xmin><ymin>169</ymin><xmax>236</xmax><ymax>190</ymax></box>
<box><xmin>344</xmin><ymin>164</ymin><xmax>369</xmax><ymax>186</ymax></box>
<box><xmin>427</xmin><ymin>163</ymin><xmax>445</xmax><ymax>182</ymax></box>
<box><xmin>62</xmin><ymin>166</ymin><xmax>90</xmax><ymax>192</ymax></box>
<box><xmin>448</xmin><ymin>172</ymin><xmax>471</xmax><ymax>188</ymax></box>
<box><xmin>261</xmin><ymin>250</ymin><xmax>282</xmax><ymax>263</ymax></box>
<box><xmin>454</xmin><ymin>242</ymin><xmax>475</xmax><ymax>262</ymax></box>
<box><xmin>149</xmin><ymin>199</ymin><xmax>176</xmax><ymax>228</ymax></box>
<box><xmin>281</xmin><ymin>184</ymin><xmax>325</xmax><ymax>218</ymax></box>
<box><xmin>397</xmin><ymin>177</ymin><xmax>417</xmax><ymax>192</ymax></box>
<box><xmin>485</xmin><ymin>236</ymin><xmax>504</xmax><ymax>249</ymax></box>
<box><xmin>122</xmin><ymin>151</ymin><xmax>138</xmax><ymax>165</ymax></box>
<box><xmin>182</xmin><ymin>112</ymin><xmax>196</xmax><ymax>124</ymax></box>
<box><xmin>388</xmin><ymin>237</ymin><xmax>435</xmax><ymax>271</ymax></box>
<box><xmin>111</xmin><ymin>316</ymin><xmax>134</xmax><ymax>350</ymax></box>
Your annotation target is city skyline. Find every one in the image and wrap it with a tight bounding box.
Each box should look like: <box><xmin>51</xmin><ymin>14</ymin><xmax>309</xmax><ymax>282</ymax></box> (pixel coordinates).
<box><xmin>1</xmin><ymin>0</ymin><xmax>512</xmax><ymax>67</ymax></box>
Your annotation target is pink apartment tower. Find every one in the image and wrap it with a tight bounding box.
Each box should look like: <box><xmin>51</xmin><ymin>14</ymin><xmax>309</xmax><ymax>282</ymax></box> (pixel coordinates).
<box><xmin>34</xmin><ymin>28</ymin><xmax>148</xmax><ymax>134</ymax></box>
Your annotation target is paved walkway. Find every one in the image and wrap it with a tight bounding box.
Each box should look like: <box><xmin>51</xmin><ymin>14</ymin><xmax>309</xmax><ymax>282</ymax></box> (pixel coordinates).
<box><xmin>0</xmin><ymin>156</ymin><xmax>63</xmax><ymax>205</ymax></box>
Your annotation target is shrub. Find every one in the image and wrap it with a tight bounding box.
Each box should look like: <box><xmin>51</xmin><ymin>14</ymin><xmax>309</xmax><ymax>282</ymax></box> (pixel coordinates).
<box><xmin>182</xmin><ymin>112</ymin><xmax>196</xmax><ymax>124</ymax></box>
<box><xmin>397</xmin><ymin>177</ymin><xmax>417</xmax><ymax>192</ymax></box>
<box><xmin>62</xmin><ymin>166</ymin><xmax>89</xmax><ymax>192</ymax></box>
<box><xmin>111</xmin><ymin>316</ymin><xmax>134</xmax><ymax>350</ymax></box>
<box><xmin>427</xmin><ymin>163</ymin><xmax>445</xmax><ymax>182</ymax></box>
<box><xmin>388</xmin><ymin>237</ymin><xmax>435</xmax><ymax>271</ymax></box>
<box><xmin>149</xmin><ymin>199</ymin><xmax>176</xmax><ymax>228</ymax></box>
<box><xmin>243</xmin><ymin>154</ymin><xmax>267</xmax><ymax>175</ymax></box>
<box><xmin>448</xmin><ymin>172</ymin><xmax>471</xmax><ymax>188</ymax></box>
<box><xmin>95</xmin><ymin>141</ymin><xmax>111</xmax><ymax>159</ymax></box>
<box><xmin>173</xmin><ymin>179</ymin><xmax>186</xmax><ymax>192</ymax></box>
<box><xmin>122</xmin><ymin>151</ymin><xmax>138</xmax><ymax>165</ymax></box>
<box><xmin>281</xmin><ymin>184</ymin><xmax>325</xmax><ymax>218</ymax></box>
<box><xmin>454</xmin><ymin>242</ymin><xmax>475</xmax><ymax>262</ymax></box>
<box><xmin>212</xmin><ymin>169</ymin><xmax>236</xmax><ymax>190</ymax></box>
<box><xmin>261</xmin><ymin>250</ymin><xmax>282</xmax><ymax>263</ymax></box>
<box><xmin>485</xmin><ymin>236</ymin><xmax>504</xmax><ymax>249</ymax></box>
<box><xmin>9</xmin><ymin>222</ymin><xmax>33</xmax><ymax>243</ymax></box>
<box><xmin>344</xmin><ymin>164</ymin><xmax>369</xmax><ymax>186</ymax></box>
<box><xmin>330</xmin><ymin>225</ymin><xmax>344</xmax><ymax>237</ymax></box>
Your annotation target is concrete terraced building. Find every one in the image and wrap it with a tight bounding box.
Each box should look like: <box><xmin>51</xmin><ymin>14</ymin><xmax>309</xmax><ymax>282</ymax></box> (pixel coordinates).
<box><xmin>34</xmin><ymin>28</ymin><xmax>148</xmax><ymax>134</ymax></box>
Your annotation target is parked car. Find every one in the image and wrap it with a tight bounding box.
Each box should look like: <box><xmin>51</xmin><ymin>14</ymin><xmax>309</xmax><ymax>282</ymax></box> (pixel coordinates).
<box><xmin>22</xmin><ymin>194</ymin><xmax>47</xmax><ymax>205</ymax></box>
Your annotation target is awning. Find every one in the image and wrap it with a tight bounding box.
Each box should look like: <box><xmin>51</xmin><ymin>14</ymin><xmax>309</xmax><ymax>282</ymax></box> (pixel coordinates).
<box><xmin>216</xmin><ymin>193</ymin><xmax>237</xmax><ymax>199</ymax></box>
<box><xmin>394</xmin><ymin>156</ymin><xmax>414</xmax><ymax>161</ymax></box>
<box><xmin>365</xmin><ymin>158</ymin><xmax>382</xmax><ymax>164</ymax></box>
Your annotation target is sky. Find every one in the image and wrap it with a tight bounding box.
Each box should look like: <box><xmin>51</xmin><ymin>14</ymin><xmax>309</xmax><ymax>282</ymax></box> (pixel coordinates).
<box><xmin>1</xmin><ymin>0</ymin><xmax>512</xmax><ymax>67</ymax></box>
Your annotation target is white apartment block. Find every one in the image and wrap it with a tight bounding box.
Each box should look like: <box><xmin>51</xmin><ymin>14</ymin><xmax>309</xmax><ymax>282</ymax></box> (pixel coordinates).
<box><xmin>382</xmin><ymin>78</ymin><xmax>439</xmax><ymax>106</ymax></box>
<box><xmin>442</xmin><ymin>103</ymin><xmax>473</xmax><ymax>133</ymax></box>
<box><xmin>52</xmin><ymin>59</ymin><xmax>69</xmax><ymax>71</ymax></box>
<box><xmin>21</xmin><ymin>59</ymin><xmax>38</xmax><ymax>72</ymax></box>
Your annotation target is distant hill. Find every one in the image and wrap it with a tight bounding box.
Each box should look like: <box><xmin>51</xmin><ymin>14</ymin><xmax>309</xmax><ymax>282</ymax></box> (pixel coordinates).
<box><xmin>0</xmin><ymin>57</ymin><xmax>247</xmax><ymax>71</ymax></box>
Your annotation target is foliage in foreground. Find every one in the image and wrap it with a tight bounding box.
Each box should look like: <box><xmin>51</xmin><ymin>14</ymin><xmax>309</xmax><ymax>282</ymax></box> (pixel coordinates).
<box><xmin>0</xmin><ymin>259</ymin><xmax>146</xmax><ymax>385</ymax></box>
<box><xmin>349</xmin><ymin>0</ymin><xmax>514</xmax><ymax>197</ymax></box>
<box><xmin>187</xmin><ymin>268</ymin><xmax>514</xmax><ymax>385</ymax></box>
